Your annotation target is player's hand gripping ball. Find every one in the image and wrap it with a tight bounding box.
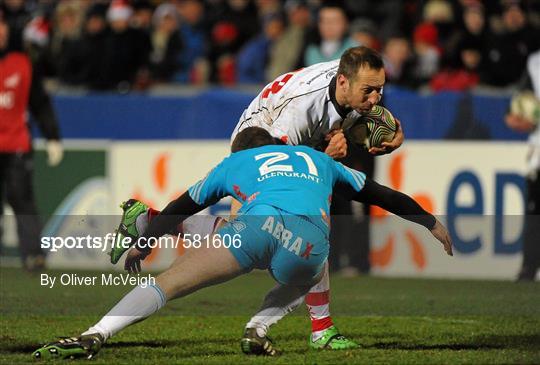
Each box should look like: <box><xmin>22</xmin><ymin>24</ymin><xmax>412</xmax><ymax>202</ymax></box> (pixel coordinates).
<box><xmin>346</xmin><ymin>105</ymin><xmax>398</xmax><ymax>149</ymax></box>
<box><xmin>510</xmin><ymin>91</ymin><xmax>540</xmax><ymax>125</ymax></box>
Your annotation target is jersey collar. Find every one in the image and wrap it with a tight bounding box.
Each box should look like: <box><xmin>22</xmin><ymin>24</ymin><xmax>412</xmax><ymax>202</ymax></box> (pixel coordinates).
<box><xmin>329</xmin><ymin>76</ymin><xmax>352</xmax><ymax>119</ymax></box>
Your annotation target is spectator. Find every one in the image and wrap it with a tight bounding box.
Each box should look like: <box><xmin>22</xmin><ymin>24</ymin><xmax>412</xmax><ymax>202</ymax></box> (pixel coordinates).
<box><xmin>0</xmin><ymin>12</ymin><xmax>63</xmax><ymax>271</ymax></box>
<box><xmin>382</xmin><ymin>33</ymin><xmax>416</xmax><ymax>88</ymax></box>
<box><xmin>236</xmin><ymin>12</ymin><xmax>285</xmax><ymax>84</ymax></box>
<box><xmin>149</xmin><ymin>3</ymin><xmax>183</xmax><ymax>82</ymax></box>
<box><xmin>430</xmin><ymin>37</ymin><xmax>480</xmax><ymax>92</ymax></box>
<box><xmin>266</xmin><ymin>0</ymin><xmax>312</xmax><ymax>81</ymax></box>
<box><xmin>412</xmin><ymin>22</ymin><xmax>441</xmax><ymax>86</ymax></box>
<box><xmin>79</xmin><ymin>3</ymin><xmax>109</xmax><ymax>90</ymax></box>
<box><xmin>482</xmin><ymin>3</ymin><xmax>539</xmax><ymax>87</ymax></box>
<box><xmin>344</xmin><ymin>0</ymin><xmax>404</xmax><ymax>41</ymax></box>
<box><xmin>209</xmin><ymin>20</ymin><xmax>238</xmax><ymax>85</ymax></box>
<box><xmin>22</xmin><ymin>14</ymin><xmax>54</xmax><ymax>77</ymax></box>
<box><xmin>1</xmin><ymin>0</ymin><xmax>31</xmax><ymax>51</ymax></box>
<box><xmin>49</xmin><ymin>1</ymin><xmax>87</xmax><ymax>86</ymax></box>
<box><xmin>132</xmin><ymin>0</ymin><xmax>154</xmax><ymax>34</ymax></box>
<box><xmin>208</xmin><ymin>0</ymin><xmax>260</xmax><ymax>84</ymax></box>
<box><xmin>96</xmin><ymin>0</ymin><xmax>151</xmax><ymax>91</ymax></box>
<box><xmin>175</xmin><ymin>0</ymin><xmax>209</xmax><ymax>84</ymax></box>
<box><xmin>422</xmin><ymin>0</ymin><xmax>456</xmax><ymax>53</ymax></box>
<box><xmin>447</xmin><ymin>2</ymin><xmax>487</xmax><ymax>67</ymax></box>
<box><xmin>304</xmin><ymin>3</ymin><xmax>356</xmax><ymax>66</ymax></box>
<box><xmin>350</xmin><ymin>18</ymin><xmax>379</xmax><ymax>50</ymax></box>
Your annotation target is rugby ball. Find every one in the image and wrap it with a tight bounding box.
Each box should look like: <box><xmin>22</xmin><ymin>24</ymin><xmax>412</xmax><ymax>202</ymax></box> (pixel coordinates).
<box><xmin>347</xmin><ymin>105</ymin><xmax>398</xmax><ymax>149</ymax></box>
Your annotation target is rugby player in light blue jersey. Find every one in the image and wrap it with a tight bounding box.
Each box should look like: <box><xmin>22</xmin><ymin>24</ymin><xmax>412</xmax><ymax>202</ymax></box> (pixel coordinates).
<box><xmin>33</xmin><ymin>127</ymin><xmax>452</xmax><ymax>359</ymax></box>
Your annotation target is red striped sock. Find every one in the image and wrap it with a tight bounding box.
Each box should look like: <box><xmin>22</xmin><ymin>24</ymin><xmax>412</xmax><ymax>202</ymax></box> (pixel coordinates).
<box><xmin>305</xmin><ymin>262</ymin><xmax>333</xmax><ymax>337</ymax></box>
<box><xmin>305</xmin><ymin>290</ymin><xmax>333</xmax><ymax>332</ymax></box>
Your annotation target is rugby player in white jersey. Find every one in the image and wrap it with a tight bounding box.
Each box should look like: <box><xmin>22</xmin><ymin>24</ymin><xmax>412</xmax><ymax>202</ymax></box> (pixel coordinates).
<box><xmin>112</xmin><ymin>46</ymin><xmax>404</xmax><ymax>352</ymax></box>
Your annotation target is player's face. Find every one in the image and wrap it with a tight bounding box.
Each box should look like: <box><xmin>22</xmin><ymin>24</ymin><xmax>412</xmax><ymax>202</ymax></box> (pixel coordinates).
<box><xmin>344</xmin><ymin>66</ymin><xmax>385</xmax><ymax>114</ymax></box>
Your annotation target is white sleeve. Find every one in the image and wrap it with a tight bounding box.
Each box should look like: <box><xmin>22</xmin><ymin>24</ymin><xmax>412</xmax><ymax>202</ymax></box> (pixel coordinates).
<box><xmin>528</xmin><ymin>51</ymin><xmax>540</xmax><ymax>98</ymax></box>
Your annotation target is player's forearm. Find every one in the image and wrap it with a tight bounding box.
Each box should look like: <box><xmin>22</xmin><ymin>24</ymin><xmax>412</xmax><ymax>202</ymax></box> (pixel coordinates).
<box><xmin>29</xmin><ymin>70</ymin><xmax>61</xmax><ymax>141</ymax></box>
<box><xmin>136</xmin><ymin>192</ymin><xmax>206</xmax><ymax>252</ymax></box>
<box><xmin>354</xmin><ymin>178</ymin><xmax>436</xmax><ymax>229</ymax></box>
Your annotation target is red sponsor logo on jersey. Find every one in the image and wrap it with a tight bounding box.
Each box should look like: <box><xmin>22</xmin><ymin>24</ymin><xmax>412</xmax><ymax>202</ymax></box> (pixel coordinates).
<box><xmin>233</xmin><ymin>184</ymin><xmax>247</xmax><ymax>201</ymax></box>
<box><xmin>233</xmin><ymin>185</ymin><xmax>259</xmax><ymax>202</ymax></box>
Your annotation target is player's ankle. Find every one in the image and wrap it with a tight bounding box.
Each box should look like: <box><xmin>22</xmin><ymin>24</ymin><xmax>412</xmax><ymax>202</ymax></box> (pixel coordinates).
<box><xmin>311</xmin><ymin>317</ymin><xmax>334</xmax><ymax>341</ymax></box>
<box><xmin>245</xmin><ymin>324</ymin><xmax>268</xmax><ymax>338</ymax></box>
<box><xmin>81</xmin><ymin>326</ymin><xmax>108</xmax><ymax>342</ymax></box>
<box><xmin>311</xmin><ymin>330</ymin><xmax>325</xmax><ymax>342</ymax></box>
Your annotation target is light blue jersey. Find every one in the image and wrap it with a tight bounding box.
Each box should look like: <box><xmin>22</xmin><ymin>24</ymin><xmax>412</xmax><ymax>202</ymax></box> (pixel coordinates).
<box><xmin>187</xmin><ymin>145</ymin><xmax>367</xmax><ymax>285</ymax></box>
<box><xmin>188</xmin><ymin>145</ymin><xmax>366</xmax><ymax>233</ymax></box>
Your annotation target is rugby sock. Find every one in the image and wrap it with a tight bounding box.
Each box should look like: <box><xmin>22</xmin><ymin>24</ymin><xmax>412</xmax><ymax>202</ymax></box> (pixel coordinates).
<box><xmin>246</xmin><ymin>284</ymin><xmax>308</xmax><ymax>337</ymax></box>
<box><xmin>180</xmin><ymin>215</ymin><xmax>224</xmax><ymax>237</ymax></box>
<box><xmin>305</xmin><ymin>263</ymin><xmax>333</xmax><ymax>341</ymax></box>
<box><xmin>134</xmin><ymin>208</ymin><xmax>159</xmax><ymax>235</ymax></box>
<box><xmin>82</xmin><ymin>284</ymin><xmax>166</xmax><ymax>341</ymax></box>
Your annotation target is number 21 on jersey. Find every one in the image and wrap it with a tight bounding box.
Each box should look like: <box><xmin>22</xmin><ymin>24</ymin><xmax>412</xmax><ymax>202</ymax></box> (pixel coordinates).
<box><xmin>255</xmin><ymin>152</ymin><xmax>319</xmax><ymax>176</ymax></box>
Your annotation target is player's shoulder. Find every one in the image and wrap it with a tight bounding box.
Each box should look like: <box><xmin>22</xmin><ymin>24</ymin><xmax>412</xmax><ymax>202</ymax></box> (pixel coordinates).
<box><xmin>301</xmin><ymin>59</ymin><xmax>340</xmax><ymax>76</ymax></box>
<box><xmin>284</xmin><ymin>60</ymin><xmax>339</xmax><ymax>96</ymax></box>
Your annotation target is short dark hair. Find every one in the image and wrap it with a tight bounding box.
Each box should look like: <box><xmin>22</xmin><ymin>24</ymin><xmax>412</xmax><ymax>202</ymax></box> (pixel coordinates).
<box><xmin>231</xmin><ymin>127</ymin><xmax>275</xmax><ymax>153</ymax></box>
<box><xmin>337</xmin><ymin>46</ymin><xmax>384</xmax><ymax>82</ymax></box>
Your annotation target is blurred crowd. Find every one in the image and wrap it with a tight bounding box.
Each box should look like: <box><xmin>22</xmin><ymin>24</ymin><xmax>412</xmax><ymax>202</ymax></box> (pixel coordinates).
<box><xmin>2</xmin><ymin>0</ymin><xmax>540</xmax><ymax>92</ymax></box>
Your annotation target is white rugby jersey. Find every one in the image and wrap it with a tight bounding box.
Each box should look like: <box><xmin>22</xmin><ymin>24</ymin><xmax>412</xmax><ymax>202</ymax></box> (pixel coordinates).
<box><xmin>231</xmin><ymin>60</ymin><xmax>363</xmax><ymax>149</ymax></box>
<box><xmin>526</xmin><ymin>51</ymin><xmax>540</xmax><ymax>173</ymax></box>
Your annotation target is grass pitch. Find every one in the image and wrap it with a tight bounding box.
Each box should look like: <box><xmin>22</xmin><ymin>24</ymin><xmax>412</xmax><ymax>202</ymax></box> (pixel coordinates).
<box><xmin>1</xmin><ymin>267</ymin><xmax>539</xmax><ymax>364</ymax></box>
